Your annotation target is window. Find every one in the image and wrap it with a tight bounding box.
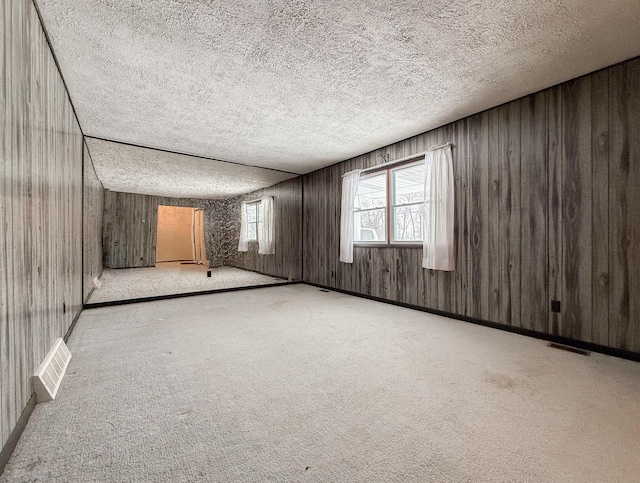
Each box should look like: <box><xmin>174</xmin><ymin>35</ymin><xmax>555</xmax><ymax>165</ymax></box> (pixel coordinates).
<box><xmin>354</xmin><ymin>161</ymin><xmax>425</xmax><ymax>244</ymax></box>
<box><xmin>244</xmin><ymin>201</ymin><xmax>263</xmax><ymax>241</ymax></box>
<box><xmin>239</xmin><ymin>196</ymin><xmax>275</xmax><ymax>254</ymax></box>
<box><xmin>392</xmin><ymin>163</ymin><xmax>425</xmax><ymax>242</ymax></box>
<box><xmin>354</xmin><ymin>172</ymin><xmax>387</xmax><ymax>242</ymax></box>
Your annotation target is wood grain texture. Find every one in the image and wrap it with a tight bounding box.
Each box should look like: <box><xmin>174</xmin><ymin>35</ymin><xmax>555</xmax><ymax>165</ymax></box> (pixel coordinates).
<box><xmin>487</xmin><ymin>109</ymin><xmax>501</xmax><ymax>323</ymax></box>
<box><xmin>302</xmin><ymin>56</ymin><xmax>640</xmax><ymax>354</ymax></box>
<box><xmin>102</xmin><ymin>191</ymin><xmax>159</xmax><ymax>268</ymax></box>
<box><xmin>1</xmin><ymin>0</ymin><xmax>83</xmax><ymax>450</ymax></box>
<box><xmin>468</xmin><ymin>112</ymin><xmax>490</xmax><ymax>320</ymax></box>
<box><xmin>547</xmin><ymin>86</ymin><xmax>563</xmax><ymax>336</ymax></box>
<box><xmin>102</xmin><ymin>192</ymin><xmax>239</xmax><ymax>270</ymax></box>
<box><xmin>498</xmin><ymin>100</ymin><xmax>522</xmax><ymax>328</ymax></box>
<box><xmin>608</xmin><ymin>58</ymin><xmax>640</xmax><ymax>352</ymax></box>
<box><xmin>591</xmin><ymin>69</ymin><xmax>610</xmax><ymax>346</ymax></box>
<box><xmin>231</xmin><ymin>177</ymin><xmax>303</xmax><ymax>280</ymax></box>
<box><xmin>83</xmin><ymin>142</ymin><xmax>104</xmax><ymax>302</ymax></box>
<box><xmin>562</xmin><ymin>76</ymin><xmax>593</xmax><ymax>341</ymax></box>
<box><xmin>103</xmin><ymin>178</ymin><xmax>303</xmax><ymax>280</ymax></box>
<box><xmin>519</xmin><ymin>91</ymin><xmax>548</xmax><ymax>334</ymax></box>
<box><xmin>453</xmin><ymin>120</ymin><xmax>469</xmax><ymax>317</ymax></box>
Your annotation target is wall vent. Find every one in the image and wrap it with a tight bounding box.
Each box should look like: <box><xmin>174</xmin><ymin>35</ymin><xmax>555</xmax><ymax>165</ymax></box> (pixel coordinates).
<box><xmin>33</xmin><ymin>338</ymin><xmax>72</xmax><ymax>403</ymax></box>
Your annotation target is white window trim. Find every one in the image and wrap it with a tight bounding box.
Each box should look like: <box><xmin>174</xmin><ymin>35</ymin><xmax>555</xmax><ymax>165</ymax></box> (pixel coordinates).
<box><xmin>245</xmin><ymin>200</ymin><xmax>260</xmax><ymax>242</ymax></box>
<box><xmin>354</xmin><ymin>160</ymin><xmax>426</xmax><ymax>246</ymax></box>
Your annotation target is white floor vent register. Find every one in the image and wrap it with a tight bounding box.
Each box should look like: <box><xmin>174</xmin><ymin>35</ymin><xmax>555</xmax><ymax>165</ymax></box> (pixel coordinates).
<box><xmin>33</xmin><ymin>338</ymin><xmax>72</xmax><ymax>403</ymax></box>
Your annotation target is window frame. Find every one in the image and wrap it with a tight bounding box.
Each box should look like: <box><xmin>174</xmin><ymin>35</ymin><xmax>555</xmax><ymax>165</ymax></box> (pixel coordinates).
<box><xmin>245</xmin><ymin>200</ymin><xmax>260</xmax><ymax>242</ymax></box>
<box><xmin>354</xmin><ymin>159</ymin><xmax>425</xmax><ymax>247</ymax></box>
<box><xmin>353</xmin><ymin>171</ymin><xmax>388</xmax><ymax>244</ymax></box>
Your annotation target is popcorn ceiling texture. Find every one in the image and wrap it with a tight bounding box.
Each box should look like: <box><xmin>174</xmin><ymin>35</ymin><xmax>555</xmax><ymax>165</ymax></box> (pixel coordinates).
<box><xmin>39</xmin><ymin>0</ymin><xmax>640</xmax><ymax>176</ymax></box>
<box><xmin>86</xmin><ymin>138</ymin><xmax>296</xmax><ymax>199</ymax></box>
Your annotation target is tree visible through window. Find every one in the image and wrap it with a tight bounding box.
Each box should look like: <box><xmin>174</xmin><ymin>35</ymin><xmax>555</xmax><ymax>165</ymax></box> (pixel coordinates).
<box><xmin>245</xmin><ymin>201</ymin><xmax>263</xmax><ymax>241</ymax></box>
<box><xmin>354</xmin><ymin>160</ymin><xmax>425</xmax><ymax>243</ymax></box>
<box><xmin>354</xmin><ymin>173</ymin><xmax>387</xmax><ymax>241</ymax></box>
<box><xmin>392</xmin><ymin>163</ymin><xmax>425</xmax><ymax>241</ymax></box>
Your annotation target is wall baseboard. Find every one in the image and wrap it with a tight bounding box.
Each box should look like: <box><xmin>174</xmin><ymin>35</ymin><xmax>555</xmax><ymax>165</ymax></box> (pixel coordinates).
<box><xmin>229</xmin><ymin>264</ymin><xmax>297</xmax><ymax>282</ymax></box>
<box><xmin>303</xmin><ymin>282</ymin><xmax>640</xmax><ymax>363</ymax></box>
<box><xmin>64</xmin><ymin>305</ymin><xmax>85</xmax><ymax>343</ymax></box>
<box><xmin>1</xmin><ymin>303</ymin><xmax>84</xmax><ymax>476</ymax></box>
<box><xmin>0</xmin><ymin>394</ymin><xmax>36</xmax><ymax>477</ymax></box>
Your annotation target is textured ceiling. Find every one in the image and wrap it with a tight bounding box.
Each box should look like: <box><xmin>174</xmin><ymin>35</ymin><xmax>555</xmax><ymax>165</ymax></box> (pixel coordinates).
<box><xmin>38</xmin><ymin>0</ymin><xmax>640</xmax><ymax>184</ymax></box>
<box><xmin>86</xmin><ymin>138</ymin><xmax>296</xmax><ymax>199</ymax></box>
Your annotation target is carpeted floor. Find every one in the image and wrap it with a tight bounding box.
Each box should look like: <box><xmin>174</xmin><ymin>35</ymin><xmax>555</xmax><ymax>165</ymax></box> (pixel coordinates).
<box><xmin>88</xmin><ymin>265</ymin><xmax>287</xmax><ymax>303</ymax></box>
<box><xmin>3</xmin><ymin>284</ymin><xmax>640</xmax><ymax>482</ymax></box>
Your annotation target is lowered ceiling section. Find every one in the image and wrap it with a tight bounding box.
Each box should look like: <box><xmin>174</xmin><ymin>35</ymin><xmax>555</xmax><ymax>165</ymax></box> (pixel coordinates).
<box><xmin>86</xmin><ymin>138</ymin><xmax>296</xmax><ymax>199</ymax></box>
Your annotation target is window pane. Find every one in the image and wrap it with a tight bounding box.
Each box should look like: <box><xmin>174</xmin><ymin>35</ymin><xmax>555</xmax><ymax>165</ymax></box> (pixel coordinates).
<box><xmin>393</xmin><ymin>205</ymin><xmax>423</xmax><ymax>241</ymax></box>
<box><xmin>355</xmin><ymin>208</ymin><xmax>386</xmax><ymax>241</ymax></box>
<box><xmin>393</xmin><ymin>163</ymin><xmax>424</xmax><ymax>205</ymax></box>
<box><xmin>246</xmin><ymin>203</ymin><xmax>257</xmax><ymax>223</ymax></box>
<box><xmin>357</xmin><ymin>173</ymin><xmax>387</xmax><ymax>209</ymax></box>
<box><xmin>247</xmin><ymin>221</ymin><xmax>257</xmax><ymax>240</ymax></box>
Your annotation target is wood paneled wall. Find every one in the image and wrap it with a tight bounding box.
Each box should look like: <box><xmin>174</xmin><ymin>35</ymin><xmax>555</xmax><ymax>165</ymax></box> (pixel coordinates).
<box><xmin>303</xmin><ymin>57</ymin><xmax>640</xmax><ymax>354</ymax></box>
<box><xmin>230</xmin><ymin>177</ymin><xmax>303</xmax><ymax>280</ymax></box>
<box><xmin>102</xmin><ymin>191</ymin><xmax>239</xmax><ymax>269</ymax></box>
<box><xmin>103</xmin><ymin>177</ymin><xmax>304</xmax><ymax>282</ymax></box>
<box><xmin>82</xmin><ymin>142</ymin><xmax>104</xmax><ymax>302</ymax></box>
<box><xmin>1</xmin><ymin>0</ymin><xmax>84</xmax><ymax>451</ymax></box>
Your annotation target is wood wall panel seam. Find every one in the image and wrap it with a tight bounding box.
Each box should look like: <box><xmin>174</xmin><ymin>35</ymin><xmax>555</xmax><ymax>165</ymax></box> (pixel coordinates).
<box><xmin>2</xmin><ymin>0</ymin><xmax>84</xmax><ymax>452</ymax></box>
<box><xmin>302</xmin><ymin>57</ymin><xmax>640</xmax><ymax>353</ymax></box>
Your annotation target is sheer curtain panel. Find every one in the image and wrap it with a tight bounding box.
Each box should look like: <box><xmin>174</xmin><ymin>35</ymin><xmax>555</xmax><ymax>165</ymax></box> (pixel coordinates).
<box><xmin>339</xmin><ymin>169</ymin><xmax>362</xmax><ymax>263</ymax></box>
<box><xmin>422</xmin><ymin>145</ymin><xmax>455</xmax><ymax>270</ymax></box>
<box><xmin>238</xmin><ymin>201</ymin><xmax>249</xmax><ymax>252</ymax></box>
<box><xmin>258</xmin><ymin>196</ymin><xmax>275</xmax><ymax>255</ymax></box>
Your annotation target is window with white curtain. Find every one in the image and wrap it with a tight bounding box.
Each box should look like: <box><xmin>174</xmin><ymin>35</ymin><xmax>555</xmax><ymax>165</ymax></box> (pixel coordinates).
<box><xmin>392</xmin><ymin>162</ymin><xmax>425</xmax><ymax>242</ymax></box>
<box><xmin>341</xmin><ymin>145</ymin><xmax>453</xmax><ymax>269</ymax></box>
<box><xmin>353</xmin><ymin>160</ymin><xmax>426</xmax><ymax>244</ymax></box>
<box><xmin>238</xmin><ymin>197</ymin><xmax>275</xmax><ymax>255</ymax></box>
<box><xmin>244</xmin><ymin>201</ymin><xmax>261</xmax><ymax>241</ymax></box>
<box><xmin>258</xmin><ymin>196</ymin><xmax>275</xmax><ymax>255</ymax></box>
<box><xmin>422</xmin><ymin>145</ymin><xmax>455</xmax><ymax>271</ymax></box>
<box><xmin>354</xmin><ymin>172</ymin><xmax>387</xmax><ymax>242</ymax></box>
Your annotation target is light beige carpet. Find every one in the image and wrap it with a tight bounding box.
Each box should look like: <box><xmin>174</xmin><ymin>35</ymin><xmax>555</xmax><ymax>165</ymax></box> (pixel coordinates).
<box><xmin>3</xmin><ymin>284</ymin><xmax>640</xmax><ymax>482</ymax></box>
<box><xmin>88</xmin><ymin>265</ymin><xmax>287</xmax><ymax>303</ymax></box>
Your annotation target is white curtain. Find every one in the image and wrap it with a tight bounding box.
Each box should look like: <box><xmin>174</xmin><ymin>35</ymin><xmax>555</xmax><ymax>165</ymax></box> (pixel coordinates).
<box><xmin>339</xmin><ymin>169</ymin><xmax>362</xmax><ymax>263</ymax></box>
<box><xmin>238</xmin><ymin>201</ymin><xmax>249</xmax><ymax>252</ymax></box>
<box><xmin>422</xmin><ymin>145</ymin><xmax>455</xmax><ymax>270</ymax></box>
<box><xmin>258</xmin><ymin>196</ymin><xmax>275</xmax><ymax>255</ymax></box>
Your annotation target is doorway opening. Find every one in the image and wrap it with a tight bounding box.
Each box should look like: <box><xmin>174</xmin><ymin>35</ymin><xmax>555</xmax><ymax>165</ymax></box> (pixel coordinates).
<box><xmin>156</xmin><ymin>205</ymin><xmax>207</xmax><ymax>266</ymax></box>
